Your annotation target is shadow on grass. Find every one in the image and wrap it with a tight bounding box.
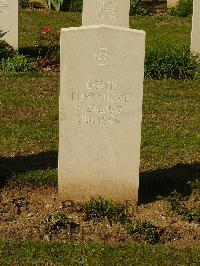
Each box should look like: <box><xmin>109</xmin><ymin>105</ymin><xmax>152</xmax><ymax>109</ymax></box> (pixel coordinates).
<box><xmin>139</xmin><ymin>163</ymin><xmax>200</xmax><ymax>204</ymax></box>
<box><xmin>0</xmin><ymin>152</ymin><xmax>199</xmax><ymax>203</ymax></box>
<box><xmin>19</xmin><ymin>46</ymin><xmax>60</xmax><ymax>59</ymax></box>
<box><xmin>0</xmin><ymin>151</ymin><xmax>58</xmax><ymax>186</ymax></box>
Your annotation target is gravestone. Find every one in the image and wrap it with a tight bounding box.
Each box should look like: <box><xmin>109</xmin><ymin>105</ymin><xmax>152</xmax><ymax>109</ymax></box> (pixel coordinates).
<box><xmin>0</xmin><ymin>0</ymin><xmax>18</xmax><ymax>49</ymax></box>
<box><xmin>59</xmin><ymin>25</ymin><xmax>145</xmax><ymax>202</ymax></box>
<box><xmin>191</xmin><ymin>0</ymin><xmax>200</xmax><ymax>54</ymax></box>
<box><xmin>167</xmin><ymin>0</ymin><xmax>179</xmax><ymax>8</ymax></box>
<box><xmin>82</xmin><ymin>0</ymin><xmax>130</xmax><ymax>27</ymax></box>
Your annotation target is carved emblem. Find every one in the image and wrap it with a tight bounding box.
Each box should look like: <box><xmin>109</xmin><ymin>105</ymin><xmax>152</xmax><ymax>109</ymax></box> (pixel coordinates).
<box><xmin>94</xmin><ymin>48</ymin><xmax>110</xmax><ymax>66</ymax></box>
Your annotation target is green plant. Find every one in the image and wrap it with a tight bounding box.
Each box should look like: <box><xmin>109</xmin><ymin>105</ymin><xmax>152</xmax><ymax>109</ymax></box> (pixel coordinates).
<box><xmin>63</xmin><ymin>0</ymin><xmax>82</xmax><ymax>12</ymax></box>
<box><xmin>189</xmin><ymin>179</ymin><xmax>200</xmax><ymax>197</ymax></box>
<box><xmin>42</xmin><ymin>212</ymin><xmax>77</xmax><ymax>238</ymax></box>
<box><xmin>194</xmin><ymin>63</ymin><xmax>200</xmax><ymax>80</ymax></box>
<box><xmin>169</xmin><ymin>0</ymin><xmax>193</xmax><ymax>17</ymax></box>
<box><xmin>83</xmin><ymin>197</ymin><xmax>126</xmax><ymax>224</ymax></box>
<box><xmin>0</xmin><ymin>39</ymin><xmax>15</xmax><ymax>60</ymax></box>
<box><xmin>45</xmin><ymin>0</ymin><xmax>63</xmax><ymax>11</ymax></box>
<box><xmin>165</xmin><ymin>191</ymin><xmax>200</xmax><ymax>223</ymax></box>
<box><xmin>45</xmin><ymin>0</ymin><xmax>83</xmax><ymax>11</ymax></box>
<box><xmin>130</xmin><ymin>0</ymin><xmax>148</xmax><ymax>16</ymax></box>
<box><xmin>11</xmin><ymin>197</ymin><xmax>29</xmax><ymax>214</ymax></box>
<box><xmin>1</xmin><ymin>54</ymin><xmax>33</xmax><ymax>72</ymax></box>
<box><xmin>145</xmin><ymin>43</ymin><xmax>199</xmax><ymax>79</ymax></box>
<box><xmin>34</xmin><ymin>26</ymin><xmax>60</xmax><ymax>70</ymax></box>
<box><xmin>19</xmin><ymin>0</ymin><xmax>30</xmax><ymax>8</ymax></box>
<box><xmin>0</xmin><ymin>30</ymin><xmax>7</xmax><ymax>39</ymax></box>
<box><xmin>126</xmin><ymin>220</ymin><xmax>160</xmax><ymax>244</ymax></box>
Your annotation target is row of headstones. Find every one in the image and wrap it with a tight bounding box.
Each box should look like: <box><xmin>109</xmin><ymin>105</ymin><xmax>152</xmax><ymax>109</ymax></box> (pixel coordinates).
<box><xmin>0</xmin><ymin>0</ymin><xmax>200</xmax><ymax>53</ymax></box>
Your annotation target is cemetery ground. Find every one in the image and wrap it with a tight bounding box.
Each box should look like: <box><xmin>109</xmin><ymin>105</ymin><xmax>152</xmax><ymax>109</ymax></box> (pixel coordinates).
<box><xmin>0</xmin><ymin>8</ymin><xmax>200</xmax><ymax>264</ymax></box>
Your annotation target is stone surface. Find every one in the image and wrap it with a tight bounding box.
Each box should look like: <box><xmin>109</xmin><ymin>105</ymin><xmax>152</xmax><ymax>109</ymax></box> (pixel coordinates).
<box><xmin>59</xmin><ymin>25</ymin><xmax>145</xmax><ymax>202</ymax></box>
<box><xmin>82</xmin><ymin>0</ymin><xmax>130</xmax><ymax>27</ymax></box>
<box><xmin>191</xmin><ymin>0</ymin><xmax>200</xmax><ymax>54</ymax></box>
<box><xmin>167</xmin><ymin>0</ymin><xmax>179</xmax><ymax>8</ymax></box>
<box><xmin>0</xmin><ymin>0</ymin><xmax>18</xmax><ymax>49</ymax></box>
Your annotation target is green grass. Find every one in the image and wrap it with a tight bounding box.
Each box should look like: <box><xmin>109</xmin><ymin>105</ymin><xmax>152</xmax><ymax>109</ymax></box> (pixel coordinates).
<box><xmin>142</xmin><ymin>79</ymin><xmax>200</xmax><ymax>170</ymax></box>
<box><xmin>19</xmin><ymin>9</ymin><xmax>81</xmax><ymax>49</ymax></box>
<box><xmin>0</xmin><ymin>73</ymin><xmax>58</xmax><ymax>156</ymax></box>
<box><xmin>19</xmin><ymin>9</ymin><xmax>191</xmax><ymax>49</ymax></box>
<box><xmin>130</xmin><ymin>15</ymin><xmax>191</xmax><ymax>48</ymax></box>
<box><xmin>0</xmin><ymin>240</ymin><xmax>200</xmax><ymax>265</ymax></box>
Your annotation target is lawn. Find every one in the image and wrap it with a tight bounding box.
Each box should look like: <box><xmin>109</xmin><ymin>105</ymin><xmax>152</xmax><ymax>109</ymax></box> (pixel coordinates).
<box><xmin>19</xmin><ymin>9</ymin><xmax>191</xmax><ymax>48</ymax></box>
<box><xmin>0</xmin><ymin>8</ymin><xmax>200</xmax><ymax>265</ymax></box>
<box><xmin>0</xmin><ymin>240</ymin><xmax>200</xmax><ymax>265</ymax></box>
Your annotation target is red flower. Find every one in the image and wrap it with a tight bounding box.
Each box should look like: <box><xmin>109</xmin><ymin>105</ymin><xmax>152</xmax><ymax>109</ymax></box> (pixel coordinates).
<box><xmin>43</xmin><ymin>26</ymin><xmax>51</xmax><ymax>34</ymax></box>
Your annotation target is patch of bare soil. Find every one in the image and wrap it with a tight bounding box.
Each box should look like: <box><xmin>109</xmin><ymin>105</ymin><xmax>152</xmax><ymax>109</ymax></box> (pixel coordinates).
<box><xmin>0</xmin><ymin>184</ymin><xmax>199</xmax><ymax>246</ymax></box>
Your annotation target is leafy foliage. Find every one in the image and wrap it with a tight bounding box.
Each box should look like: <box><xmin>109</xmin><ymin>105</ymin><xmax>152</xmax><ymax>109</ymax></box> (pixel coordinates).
<box><xmin>169</xmin><ymin>0</ymin><xmax>193</xmax><ymax>17</ymax></box>
<box><xmin>126</xmin><ymin>220</ymin><xmax>160</xmax><ymax>244</ymax></box>
<box><xmin>11</xmin><ymin>197</ymin><xmax>29</xmax><ymax>215</ymax></box>
<box><xmin>145</xmin><ymin>43</ymin><xmax>199</xmax><ymax>79</ymax></box>
<box><xmin>45</xmin><ymin>0</ymin><xmax>64</xmax><ymax>11</ymax></box>
<box><xmin>19</xmin><ymin>0</ymin><xmax>30</xmax><ymax>8</ymax></box>
<box><xmin>83</xmin><ymin>197</ymin><xmax>126</xmax><ymax>224</ymax></box>
<box><xmin>62</xmin><ymin>0</ymin><xmax>82</xmax><ymax>12</ymax></box>
<box><xmin>34</xmin><ymin>27</ymin><xmax>60</xmax><ymax>70</ymax></box>
<box><xmin>0</xmin><ymin>39</ymin><xmax>15</xmax><ymax>60</ymax></box>
<box><xmin>130</xmin><ymin>0</ymin><xmax>148</xmax><ymax>16</ymax></box>
<box><xmin>165</xmin><ymin>190</ymin><xmax>200</xmax><ymax>223</ymax></box>
<box><xmin>1</xmin><ymin>54</ymin><xmax>33</xmax><ymax>72</ymax></box>
<box><xmin>41</xmin><ymin>212</ymin><xmax>77</xmax><ymax>238</ymax></box>
<box><xmin>45</xmin><ymin>0</ymin><xmax>82</xmax><ymax>12</ymax></box>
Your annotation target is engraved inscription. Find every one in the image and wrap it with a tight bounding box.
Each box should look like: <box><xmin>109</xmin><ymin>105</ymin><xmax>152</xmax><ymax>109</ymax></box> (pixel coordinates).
<box><xmin>78</xmin><ymin>115</ymin><xmax>120</xmax><ymax>125</ymax></box>
<box><xmin>72</xmin><ymin>91</ymin><xmax>130</xmax><ymax>103</ymax></box>
<box><xmin>71</xmin><ymin>80</ymin><xmax>130</xmax><ymax>126</ymax></box>
<box><xmin>0</xmin><ymin>0</ymin><xmax>8</xmax><ymax>14</ymax></box>
<box><xmin>87</xmin><ymin>80</ymin><xmax>113</xmax><ymax>90</ymax></box>
<box><xmin>94</xmin><ymin>48</ymin><xmax>110</xmax><ymax>66</ymax></box>
<box><xmin>96</xmin><ymin>0</ymin><xmax>118</xmax><ymax>20</ymax></box>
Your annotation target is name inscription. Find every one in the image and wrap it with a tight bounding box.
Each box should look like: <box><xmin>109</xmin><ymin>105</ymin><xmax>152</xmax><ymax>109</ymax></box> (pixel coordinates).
<box><xmin>0</xmin><ymin>0</ymin><xmax>8</xmax><ymax>14</ymax></box>
<box><xmin>96</xmin><ymin>0</ymin><xmax>118</xmax><ymax>20</ymax></box>
<box><xmin>71</xmin><ymin>80</ymin><xmax>130</xmax><ymax>126</ymax></box>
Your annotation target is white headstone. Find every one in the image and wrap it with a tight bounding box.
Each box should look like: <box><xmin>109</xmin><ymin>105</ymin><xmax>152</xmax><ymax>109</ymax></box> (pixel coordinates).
<box><xmin>191</xmin><ymin>0</ymin><xmax>200</xmax><ymax>54</ymax></box>
<box><xmin>0</xmin><ymin>0</ymin><xmax>18</xmax><ymax>49</ymax></box>
<box><xmin>82</xmin><ymin>0</ymin><xmax>130</xmax><ymax>27</ymax></box>
<box><xmin>59</xmin><ymin>25</ymin><xmax>145</xmax><ymax>202</ymax></box>
<box><xmin>167</xmin><ymin>0</ymin><xmax>179</xmax><ymax>8</ymax></box>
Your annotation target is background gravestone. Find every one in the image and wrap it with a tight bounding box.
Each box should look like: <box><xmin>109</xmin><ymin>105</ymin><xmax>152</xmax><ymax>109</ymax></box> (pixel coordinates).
<box><xmin>167</xmin><ymin>0</ymin><xmax>179</xmax><ymax>8</ymax></box>
<box><xmin>82</xmin><ymin>0</ymin><xmax>130</xmax><ymax>27</ymax></box>
<box><xmin>59</xmin><ymin>25</ymin><xmax>145</xmax><ymax>202</ymax></box>
<box><xmin>0</xmin><ymin>0</ymin><xmax>18</xmax><ymax>49</ymax></box>
<box><xmin>191</xmin><ymin>0</ymin><xmax>200</xmax><ymax>54</ymax></box>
